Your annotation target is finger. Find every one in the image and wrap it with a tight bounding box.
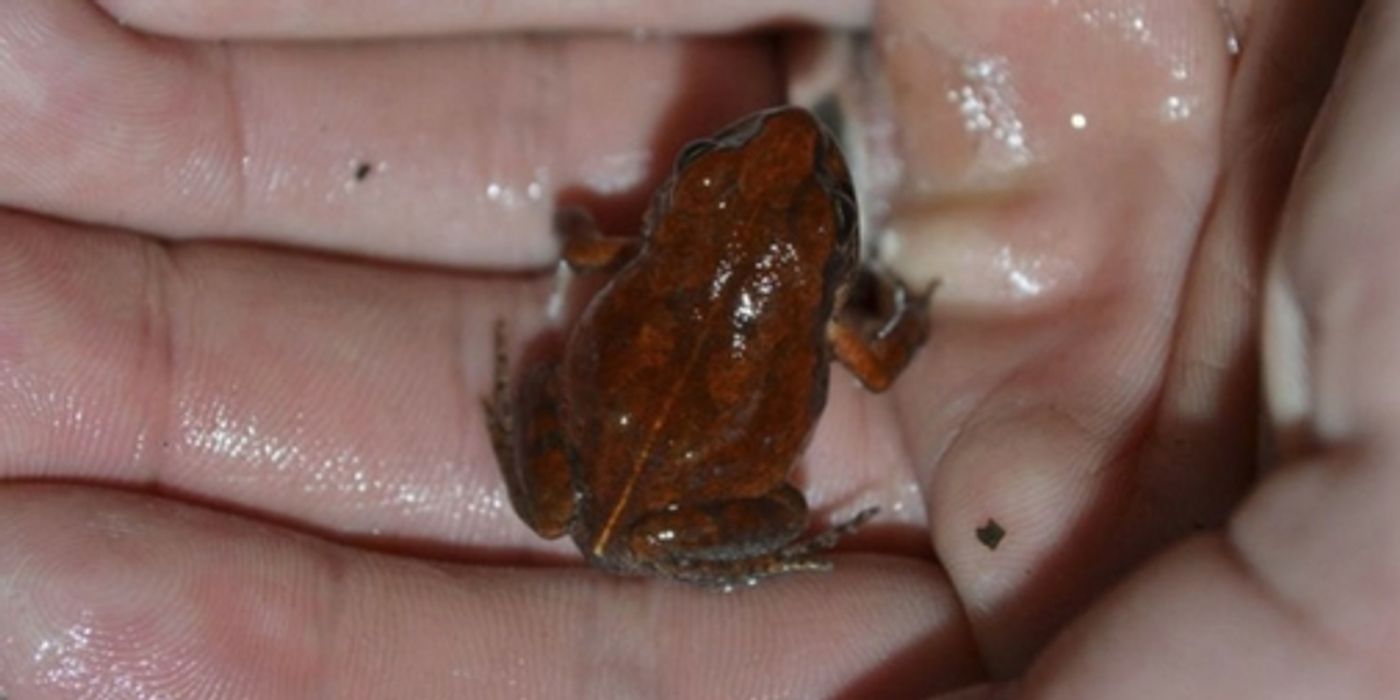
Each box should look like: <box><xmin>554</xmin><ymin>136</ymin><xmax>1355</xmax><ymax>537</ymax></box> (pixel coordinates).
<box><xmin>871</xmin><ymin>0</ymin><xmax>1242</xmax><ymax>671</ymax></box>
<box><xmin>1256</xmin><ymin>0</ymin><xmax>1400</xmax><ymax>666</ymax></box>
<box><xmin>0</xmin><ymin>485</ymin><xmax>975</xmax><ymax>698</ymax></box>
<box><xmin>1123</xmin><ymin>0</ymin><xmax>1361</xmax><ymax>644</ymax></box>
<box><xmin>0</xmin><ymin>209</ymin><xmax>547</xmax><ymax>551</ymax></box>
<box><xmin>0</xmin><ymin>212</ymin><xmax>926</xmax><ymax>553</ymax></box>
<box><xmin>1019</xmin><ymin>532</ymin><xmax>1392</xmax><ymax>697</ymax></box>
<box><xmin>1266</xmin><ymin>1</ymin><xmax>1400</xmax><ymax>454</ymax></box>
<box><xmin>0</xmin><ymin>0</ymin><xmax>780</xmax><ymax>266</ymax></box>
<box><xmin>98</xmin><ymin>0</ymin><xmax>870</xmax><ymax>39</ymax></box>
<box><xmin>1020</xmin><ymin>3</ymin><xmax>1395</xmax><ymax>695</ymax></box>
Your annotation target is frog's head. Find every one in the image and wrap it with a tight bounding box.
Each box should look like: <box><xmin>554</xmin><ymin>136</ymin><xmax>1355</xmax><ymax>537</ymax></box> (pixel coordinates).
<box><xmin>662</xmin><ymin>107</ymin><xmax>858</xmax><ymax>265</ymax></box>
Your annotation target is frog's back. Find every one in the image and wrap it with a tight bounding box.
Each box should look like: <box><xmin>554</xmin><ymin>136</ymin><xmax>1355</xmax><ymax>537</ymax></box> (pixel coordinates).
<box><xmin>560</xmin><ymin>107</ymin><xmax>858</xmax><ymax>548</ymax></box>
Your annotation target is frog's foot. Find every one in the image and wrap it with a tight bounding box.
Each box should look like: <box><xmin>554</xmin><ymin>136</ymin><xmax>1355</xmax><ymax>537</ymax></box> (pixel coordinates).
<box><xmin>776</xmin><ymin>505</ymin><xmax>879</xmax><ymax>561</ymax></box>
<box><xmin>667</xmin><ymin>507</ymin><xmax>880</xmax><ymax>592</ymax></box>
<box><xmin>667</xmin><ymin>556</ymin><xmax>831</xmax><ymax>593</ymax></box>
<box><xmin>830</xmin><ymin>267</ymin><xmax>934</xmax><ymax>393</ymax></box>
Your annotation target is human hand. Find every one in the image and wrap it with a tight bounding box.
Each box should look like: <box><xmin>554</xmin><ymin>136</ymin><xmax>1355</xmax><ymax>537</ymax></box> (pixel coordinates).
<box><xmin>0</xmin><ymin>1</ymin><xmax>1385</xmax><ymax>698</ymax></box>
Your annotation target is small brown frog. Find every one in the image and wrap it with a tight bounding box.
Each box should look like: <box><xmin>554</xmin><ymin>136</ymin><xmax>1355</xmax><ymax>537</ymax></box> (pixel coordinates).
<box><xmin>486</xmin><ymin>106</ymin><xmax>930</xmax><ymax>589</ymax></box>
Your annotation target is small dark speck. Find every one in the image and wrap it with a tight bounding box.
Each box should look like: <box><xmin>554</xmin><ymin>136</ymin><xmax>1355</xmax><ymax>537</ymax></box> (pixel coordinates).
<box><xmin>353</xmin><ymin>161</ymin><xmax>373</xmax><ymax>181</ymax></box>
<box><xmin>976</xmin><ymin>518</ymin><xmax>1006</xmax><ymax>550</ymax></box>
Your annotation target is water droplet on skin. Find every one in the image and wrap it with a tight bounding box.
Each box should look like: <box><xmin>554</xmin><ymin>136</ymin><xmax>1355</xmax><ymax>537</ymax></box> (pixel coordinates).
<box><xmin>1077</xmin><ymin>5</ymin><xmax>1154</xmax><ymax>46</ymax></box>
<box><xmin>994</xmin><ymin>245</ymin><xmax>1051</xmax><ymax>298</ymax></box>
<box><xmin>1162</xmin><ymin>95</ymin><xmax>1194</xmax><ymax>122</ymax></box>
<box><xmin>30</xmin><ymin>619</ymin><xmax>98</xmax><ymax>692</ymax></box>
<box><xmin>583</xmin><ymin>150</ymin><xmax>650</xmax><ymax>195</ymax></box>
<box><xmin>1218</xmin><ymin>0</ymin><xmax>1242</xmax><ymax>55</ymax></box>
<box><xmin>946</xmin><ymin>55</ymin><xmax>1032</xmax><ymax>164</ymax></box>
<box><xmin>485</xmin><ymin>181</ymin><xmax>533</xmax><ymax>208</ymax></box>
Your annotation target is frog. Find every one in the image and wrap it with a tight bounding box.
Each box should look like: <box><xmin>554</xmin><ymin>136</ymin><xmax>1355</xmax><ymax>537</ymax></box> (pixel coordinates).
<box><xmin>484</xmin><ymin>106</ymin><xmax>931</xmax><ymax>589</ymax></box>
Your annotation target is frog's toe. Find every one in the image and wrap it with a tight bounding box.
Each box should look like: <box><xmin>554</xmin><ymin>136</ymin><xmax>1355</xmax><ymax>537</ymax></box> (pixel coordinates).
<box><xmin>778</xmin><ymin>506</ymin><xmax>879</xmax><ymax>559</ymax></box>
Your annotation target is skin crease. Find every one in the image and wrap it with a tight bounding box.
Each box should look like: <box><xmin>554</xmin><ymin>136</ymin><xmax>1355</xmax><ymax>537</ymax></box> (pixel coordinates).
<box><xmin>0</xmin><ymin>1</ymin><xmax>1393</xmax><ymax>698</ymax></box>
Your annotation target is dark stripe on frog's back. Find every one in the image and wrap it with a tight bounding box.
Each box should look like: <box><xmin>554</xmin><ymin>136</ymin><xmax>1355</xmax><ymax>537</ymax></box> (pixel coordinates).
<box><xmin>561</xmin><ymin>182</ymin><xmax>840</xmax><ymax>534</ymax></box>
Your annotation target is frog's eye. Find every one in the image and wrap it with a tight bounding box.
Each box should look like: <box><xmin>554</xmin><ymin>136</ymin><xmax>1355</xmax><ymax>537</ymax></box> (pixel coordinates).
<box><xmin>833</xmin><ymin>190</ymin><xmax>858</xmax><ymax>244</ymax></box>
<box><xmin>675</xmin><ymin>139</ymin><xmax>715</xmax><ymax>171</ymax></box>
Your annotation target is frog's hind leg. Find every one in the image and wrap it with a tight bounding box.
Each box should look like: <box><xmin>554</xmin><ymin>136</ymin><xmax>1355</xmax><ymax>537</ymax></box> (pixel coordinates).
<box><xmin>483</xmin><ymin>322</ymin><xmax>576</xmax><ymax>539</ymax></box>
<box><xmin>676</xmin><ymin>504</ymin><xmax>879</xmax><ymax>590</ymax></box>
<box><xmin>627</xmin><ymin>484</ymin><xmax>877</xmax><ymax>589</ymax></box>
<box><xmin>775</xmin><ymin>505</ymin><xmax>879</xmax><ymax>562</ymax></box>
<box><xmin>627</xmin><ymin>484</ymin><xmax>806</xmax><ymax>560</ymax></box>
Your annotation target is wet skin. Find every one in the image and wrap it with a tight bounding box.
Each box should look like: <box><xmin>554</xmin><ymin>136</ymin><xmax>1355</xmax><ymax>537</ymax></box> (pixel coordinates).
<box><xmin>486</xmin><ymin>106</ymin><xmax>931</xmax><ymax>588</ymax></box>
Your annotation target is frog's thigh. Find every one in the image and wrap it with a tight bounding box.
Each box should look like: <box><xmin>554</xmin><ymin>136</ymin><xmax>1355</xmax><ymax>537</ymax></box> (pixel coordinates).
<box><xmin>829</xmin><ymin>272</ymin><xmax>933</xmax><ymax>392</ymax></box>
<box><xmin>627</xmin><ymin>483</ymin><xmax>808</xmax><ymax>562</ymax></box>
<box><xmin>486</xmin><ymin>360</ymin><xmax>575</xmax><ymax>538</ymax></box>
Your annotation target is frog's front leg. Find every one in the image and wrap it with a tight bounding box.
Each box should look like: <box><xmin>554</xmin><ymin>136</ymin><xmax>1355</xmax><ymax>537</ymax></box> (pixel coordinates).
<box><xmin>555</xmin><ymin>207</ymin><xmax>641</xmax><ymax>271</ymax></box>
<box><xmin>829</xmin><ymin>270</ymin><xmax>934</xmax><ymax>392</ymax></box>
<box><xmin>483</xmin><ymin>325</ymin><xmax>575</xmax><ymax>538</ymax></box>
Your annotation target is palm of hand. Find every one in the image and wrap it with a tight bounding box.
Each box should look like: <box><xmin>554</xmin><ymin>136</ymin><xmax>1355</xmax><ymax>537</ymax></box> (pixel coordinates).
<box><xmin>0</xmin><ymin>2</ymin><xmax>1389</xmax><ymax>698</ymax></box>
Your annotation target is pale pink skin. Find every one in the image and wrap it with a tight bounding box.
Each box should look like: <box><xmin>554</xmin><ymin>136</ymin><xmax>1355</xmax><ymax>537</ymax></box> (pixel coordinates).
<box><xmin>0</xmin><ymin>1</ymin><xmax>1393</xmax><ymax>697</ymax></box>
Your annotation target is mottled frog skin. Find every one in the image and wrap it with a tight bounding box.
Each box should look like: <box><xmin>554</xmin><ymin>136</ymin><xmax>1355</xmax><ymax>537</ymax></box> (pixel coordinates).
<box><xmin>486</xmin><ymin>106</ymin><xmax>930</xmax><ymax>588</ymax></box>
